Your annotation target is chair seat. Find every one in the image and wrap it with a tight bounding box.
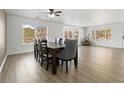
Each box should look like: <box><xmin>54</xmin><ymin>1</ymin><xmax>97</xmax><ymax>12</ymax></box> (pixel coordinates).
<box><xmin>57</xmin><ymin>52</ymin><xmax>74</xmax><ymax>61</ymax></box>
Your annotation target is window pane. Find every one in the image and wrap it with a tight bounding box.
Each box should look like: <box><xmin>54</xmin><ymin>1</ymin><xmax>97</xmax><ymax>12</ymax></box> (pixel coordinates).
<box><xmin>64</xmin><ymin>30</ymin><xmax>79</xmax><ymax>39</ymax></box>
<box><xmin>22</xmin><ymin>24</ymin><xmax>35</xmax><ymax>44</ymax></box>
<box><xmin>90</xmin><ymin>29</ymin><xmax>112</xmax><ymax>41</ymax></box>
<box><xmin>36</xmin><ymin>27</ymin><xmax>47</xmax><ymax>39</ymax></box>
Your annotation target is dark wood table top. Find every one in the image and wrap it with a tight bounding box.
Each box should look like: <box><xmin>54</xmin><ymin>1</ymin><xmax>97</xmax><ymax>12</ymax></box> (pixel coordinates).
<box><xmin>47</xmin><ymin>42</ymin><xmax>65</xmax><ymax>49</ymax></box>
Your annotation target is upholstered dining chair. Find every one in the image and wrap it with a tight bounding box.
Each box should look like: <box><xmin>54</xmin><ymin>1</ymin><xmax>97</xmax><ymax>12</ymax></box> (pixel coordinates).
<box><xmin>56</xmin><ymin>39</ymin><xmax>78</xmax><ymax>73</ymax></box>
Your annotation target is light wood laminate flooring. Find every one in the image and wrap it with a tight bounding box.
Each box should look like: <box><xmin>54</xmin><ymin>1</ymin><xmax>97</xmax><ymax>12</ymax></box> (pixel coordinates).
<box><xmin>0</xmin><ymin>46</ymin><xmax>124</xmax><ymax>83</ymax></box>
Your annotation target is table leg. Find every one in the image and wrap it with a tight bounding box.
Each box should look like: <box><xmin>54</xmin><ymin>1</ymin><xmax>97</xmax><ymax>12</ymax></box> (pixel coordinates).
<box><xmin>52</xmin><ymin>49</ymin><xmax>57</xmax><ymax>74</ymax></box>
<box><xmin>77</xmin><ymin>47</ymin><xmax>78</xmax><ymax>65</ymax></box>
<box><xmin>74</xmin><ymin>47</ymin><xmax>78</xmax><ymax>68</ymax></box>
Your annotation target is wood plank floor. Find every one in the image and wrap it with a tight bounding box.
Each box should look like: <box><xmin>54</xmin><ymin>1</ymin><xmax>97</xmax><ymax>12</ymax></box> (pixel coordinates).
<box><xmin>0</xmin><ymin>46</ymin><xmax>124</xmax><ymax>83</ymax></box>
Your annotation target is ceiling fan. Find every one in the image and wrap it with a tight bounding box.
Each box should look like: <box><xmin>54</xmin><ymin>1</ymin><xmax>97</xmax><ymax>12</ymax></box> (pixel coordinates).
<box><xmin>48</xmin><ymin>9</ymin><xmax>62</xmax><ymax>18</ymax></box>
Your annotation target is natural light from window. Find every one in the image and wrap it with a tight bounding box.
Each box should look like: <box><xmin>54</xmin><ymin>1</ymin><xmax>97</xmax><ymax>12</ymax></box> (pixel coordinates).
<box><xmin>22</xmin><ymin>24</ymin><xmax>48</xmax><ymax>45</ymax></box>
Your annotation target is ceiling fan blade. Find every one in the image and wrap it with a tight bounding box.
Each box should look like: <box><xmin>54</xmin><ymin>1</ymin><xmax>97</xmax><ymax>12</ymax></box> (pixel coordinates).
<box><xmin>54</xmin><ymin>11</ymin><xmax>62</xmax><ymax>13</ymax></box>
<box><xmin>55</xmin><ymin>13</ymin><xmax>60</xmax><ymax>16</ymax></box>
<box><xmin>49</xmin><ymin>9</ymin><xmax>54</xmax><ymax>12</ymax></box>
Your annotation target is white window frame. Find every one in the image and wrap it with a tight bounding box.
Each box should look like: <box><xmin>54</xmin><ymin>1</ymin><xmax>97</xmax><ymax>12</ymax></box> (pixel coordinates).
<box><xmin>21</xmin><ymin>24</ymin><xmax>48</xmax><ymax>46</ymax></box>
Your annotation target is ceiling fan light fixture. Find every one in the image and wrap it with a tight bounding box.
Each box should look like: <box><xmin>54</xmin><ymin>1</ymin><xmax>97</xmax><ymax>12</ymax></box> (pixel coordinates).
<box><xmin>48</xmin><ymin>13</ymin><xmax>55</xmax><ymax>19</ymax></box>
<box><xmin>51</xmin><ymin>13</ymin><xmax>55</xmax><ymax>18</ymax></box>
<box><xmin>47</xmin><ymin>9</ymin><xmax>62</xmax><ymax>19</ymax></box>
<box><xmin>48</xmin><ymin>13</ymin><xmax>50</xmax><ymax>18</ymax></box>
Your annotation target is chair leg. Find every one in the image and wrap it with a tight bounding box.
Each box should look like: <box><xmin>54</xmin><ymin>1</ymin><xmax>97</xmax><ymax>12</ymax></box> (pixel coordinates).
<box><xmin>36</xmin><ymin>53</ymin><xmax>37</xmax><ymax>60</ymax></box>
<box><xmin>61</xmin><ymin>60</ymin><xmax>64</xmax><ymax>68</ymax></box>
<box><xmin>46</xmin><ymin>63</ymin><xmax>49</xmax><ymax>71</ymax></box>
<box><xmin>74</xmin><ymin>58</ymin><xmax>77</xmax><ymax>68</ymax></box>
<box><xmin>36</xmin><ymin>51</ymin><xmax>38</xmax><ymax>61</ymax></box>
<box><xmin>41</xmin><ymin>56</ymin><xmax>43</xmax><ymax>66</ymax></box>
<box><xmin>34</xmin><ymin>51</ymin><xmax>36</xmax><ymax>59</ymax></box>
<box><xmin>66</xmin><ymin>61</ymin><xmax>68</xmax><ymax>73</ymax></box>
<box><xmin>57</xmin><ymin>59</ymin><xmax>59</xmax><ymax>66</ymax></box>
<box><xmin>38</xmin><ymin>52</ymin><xmax>40</xmax><ymax>62</ymax></box>
<box><xmin>46</xmin><ymin>58</ymin><xmax>49</xmax><ymax>71</ymax></box>
<box><xmin>56</xmin><ymin>58</ymin><xmax>59</xmax><ymax>66</ymax></box>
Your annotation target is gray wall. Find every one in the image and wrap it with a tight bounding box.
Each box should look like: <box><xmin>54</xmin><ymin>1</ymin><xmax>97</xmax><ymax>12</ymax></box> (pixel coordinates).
<box><xmin>7</xmin><ymin>14</ymin><xmax>85</xmax><ymax>55</ymax></box>
<box><xmin>0</xmin><ymin>10</ymin><xmax>6</xmax><ymax>66</ymax></box>
<box><xmin>86</xmin><ymin>23</ymin><xmax>124</xmax><ymax>48</ymax></box>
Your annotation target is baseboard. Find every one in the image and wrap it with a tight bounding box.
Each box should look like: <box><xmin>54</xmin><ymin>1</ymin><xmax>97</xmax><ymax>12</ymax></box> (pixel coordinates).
<box><xmin>0</xmin><ymin>53</ymin><xmax>7</xmax><ymax>73</ymax></box>
<box><xmin>7</xmin><ymin>50</ymin><xmax>33</xmax><ymax>55</ymax></box>
<box><xmin>91</xmin><ymin>45</ymin><xmax>123</xmax><ymax>49</ymax></box>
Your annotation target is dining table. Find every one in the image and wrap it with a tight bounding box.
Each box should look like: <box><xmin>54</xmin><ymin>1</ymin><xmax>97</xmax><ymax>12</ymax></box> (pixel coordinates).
<box><xmin>47</xmin><ymin>42</ymin><xmax>65</xmax><ymax>74</ymax></box>
<box><xmin>47</xmin><ymin>42</ymin><xmax>78</xmax><ymax>75</ymax></box>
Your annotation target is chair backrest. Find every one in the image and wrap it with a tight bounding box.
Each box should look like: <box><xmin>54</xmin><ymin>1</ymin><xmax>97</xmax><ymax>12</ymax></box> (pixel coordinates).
<box><xmin>61</xmin><ymin>39</ymin><xmax>78</xmax><ymax>59</ymax></box>
<box><xmin>40</xmin><ymin>40</ymin><xmax>48</xmax><ymax>55</ymax></box>
<box><xmin>41</xmin><ymin>39</ymin><xmax>47</xmax><ymax>47</ymax></box>
<box><xmin>59</xmin><ymin>38</ymin><xmax>63</xmax><ymax>44</ymax></box>
<box><xmin>64</xmin><ymin>39</ymin><xmax>67</xmax><ymax>44</ymax></box>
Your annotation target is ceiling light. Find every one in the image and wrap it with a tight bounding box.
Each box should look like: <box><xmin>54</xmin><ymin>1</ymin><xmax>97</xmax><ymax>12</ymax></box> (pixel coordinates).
<box><xmin>51</xmin><ymin>13</ymin><xmax>55</xmax><ymax>18</ymax></box>
<box><xmin>48</xmin><ymin>14</ymin><xmax>51</xmax><ymax>18</ymax></box>
<box><xmin>48</xmin><ymin>13</ymin><xmax>55</xmax><ymax>19</ymax></box>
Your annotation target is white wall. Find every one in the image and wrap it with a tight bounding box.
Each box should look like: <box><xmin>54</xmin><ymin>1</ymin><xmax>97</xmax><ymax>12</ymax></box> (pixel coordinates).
<box><xmin>0</xmin><ymin>10</ymin><xmax>6</xmax><ymax>65</ymax></box>
<box><xmin>7</xmin><ymin>15</ymin><xmax>85</xmax><ymax>55</ymax></box>
<box><xmin>86</xmin><ymin>23</ymin><xmax>124</xmax><ymax>48</ymax></box>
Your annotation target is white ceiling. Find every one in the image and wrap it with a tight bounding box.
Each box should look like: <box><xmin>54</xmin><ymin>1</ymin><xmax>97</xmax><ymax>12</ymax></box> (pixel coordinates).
<box><xmin>5</xmin><ymin>9</ymin><xmax>124</xmax><ymax>27</ymax></box>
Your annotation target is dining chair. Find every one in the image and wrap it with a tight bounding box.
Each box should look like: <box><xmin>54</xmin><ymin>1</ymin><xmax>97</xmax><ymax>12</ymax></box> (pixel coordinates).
<box><xmin>39</xmin><ymin>40</ymin><xmax>52</xmax><ymax>70</ymax></box>
<box><xmin>56</xmin><ymin>39</ymin><xmax>78</xmax><ymax>73</ymax></box>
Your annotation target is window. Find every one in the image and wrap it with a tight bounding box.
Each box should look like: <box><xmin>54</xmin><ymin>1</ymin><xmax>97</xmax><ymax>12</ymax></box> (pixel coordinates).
<box><xmin>22</xmin><ymin>24</ymin><xmax>35</xmax><ymax>44</ymax></box>
<box><xmin>90</xmin><ymin>29</ymin><xmax>112</xmax><ymax>41</ymax></box>
<box><xmin>35</xmin><ymin>27</ymin><xmax>48</xmax><ymax>39</ymax></box>
<box><xmin>64</xmin><ymin>30</ymin><xmax>79</xmax><ymax>39</ymax></box>
<box><xmin>106</xmin><ymin>29</ymin><xmax>112</xmax><ymax>40</ymax></box>
<box><xmin>22</xmin><ymin>24</ymin><xmax>48</xmax><ymax>45</ymax></box>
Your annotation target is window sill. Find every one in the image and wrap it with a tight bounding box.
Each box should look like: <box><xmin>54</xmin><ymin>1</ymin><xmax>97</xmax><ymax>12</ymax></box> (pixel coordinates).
<box><xmin>21</xmin><ymin>43</ymin><xmax>33</xmax><ymax>46</ymax></box>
